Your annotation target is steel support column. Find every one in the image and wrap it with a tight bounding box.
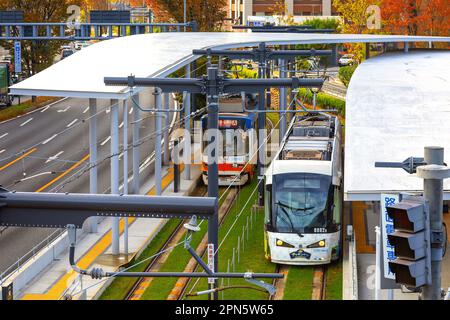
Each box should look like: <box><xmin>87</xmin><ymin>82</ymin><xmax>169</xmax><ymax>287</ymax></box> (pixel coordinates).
<box><xmin>110</xmin><ymin>99</ymin><xmax>120</xmax><ymax>255</ymax></box>
<box><xmin>279</xmin><ymin>58</ymin><xmax>287</xmax><ymax>143</ymax></box>
<box><xmin>184</xmin><ymin>64</ymin><xmax>192</xmax><ymax>180</ymax></box>
<box><xmin>257</xmin><ymin>58</ymin><xmax>266</xmax><ymax>206</ymax></box>
<box><xmin>206</xmin><ymin>67</ymin><xmax>219</xmax><ymax>300</ymax></box>
<box><xmin>122</xmin><ymin>100</ymin><xmax>129</xmax><ymax>255</ymax></box>
<box><xmin>88</xmin><ymin>98</ymin><xmax>98</xmax><ymax>233</ymax></box>
<box><xmin>163</xmin><ymin>93</ymin><xmax>170</xmax><ymax>166</ymax></box>
<box><xmin>132</xmin><ymin>94</ymin><xmax>140</xmax><ymax>195</ymax></box>
<box><xmin>154</xmin><ymin>88</ymin><xmax>163</xmax><ymax>196</ymax></box>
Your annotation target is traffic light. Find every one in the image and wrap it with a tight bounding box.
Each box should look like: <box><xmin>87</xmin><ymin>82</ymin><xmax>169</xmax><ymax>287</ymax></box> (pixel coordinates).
<box><xmin>386</xmin><ymin>196</ymin><xmax>431</xmax><ymax>288</ymax></box>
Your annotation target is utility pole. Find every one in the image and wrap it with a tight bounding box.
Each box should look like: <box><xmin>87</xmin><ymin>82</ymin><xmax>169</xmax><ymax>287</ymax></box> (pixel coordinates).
<box><xmin>419</xmin><ymin>146</ymin><xmax>446</xmax><ymax>300</ymax></box>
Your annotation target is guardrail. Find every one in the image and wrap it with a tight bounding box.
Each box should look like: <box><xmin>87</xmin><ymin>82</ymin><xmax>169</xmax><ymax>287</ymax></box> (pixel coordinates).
<box><xmin>0</xmin><ymin>21</ymin><xmax>197</xmax><ymax>41</ymax></box>
<box><xmin>0</xmin><ymin>228</ymin><xmax>65</xmax><ymax>285</ymax></box>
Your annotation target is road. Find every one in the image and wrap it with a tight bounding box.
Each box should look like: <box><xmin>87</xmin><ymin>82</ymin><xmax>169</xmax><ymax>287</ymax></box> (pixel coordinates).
<box><xmin>0</xmin><ymin>93</ymin><xmax>174</xmax><ymax>273</ymax></box>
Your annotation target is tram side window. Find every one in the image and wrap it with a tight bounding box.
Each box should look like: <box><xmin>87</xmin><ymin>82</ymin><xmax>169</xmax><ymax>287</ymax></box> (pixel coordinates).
<box><xmin>265</xmin><ymin>183</ymin><xmax>272</xmax><ymax>226</ymax></box>
<box><xmin>333</xmin><ymin>187</ymin><xmax>342</xmax><ymax>226</ymax></box>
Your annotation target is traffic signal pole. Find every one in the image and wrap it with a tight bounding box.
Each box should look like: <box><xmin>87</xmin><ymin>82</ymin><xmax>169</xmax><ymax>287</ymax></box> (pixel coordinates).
<box><xmin>420</xmin><ymin>146</ymin><xmax>445</xmax><ymax>300</ymax></box>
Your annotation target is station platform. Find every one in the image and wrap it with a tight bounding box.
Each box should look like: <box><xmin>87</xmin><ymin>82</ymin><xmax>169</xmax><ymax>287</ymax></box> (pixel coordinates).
<box><xmin>15</xmin><ymin>160</ymin><xmax>202</xmax><ymax>300</ymax></box>
<box><xmin>349</xmin><ymin>201</ymin><xmax>450</xmax><ymax>300</ymax></box>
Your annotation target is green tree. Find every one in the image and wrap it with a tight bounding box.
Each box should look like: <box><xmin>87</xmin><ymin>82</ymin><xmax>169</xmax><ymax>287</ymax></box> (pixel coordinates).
<box><xmin>0</xmin><ymin>0</ymin><xmax>85</xmax><ymax>76</ymax></box>
<box><xmin>147</xmin><ymin>0</ymin><xmax>226</xmax><ymax>31</ymax></box>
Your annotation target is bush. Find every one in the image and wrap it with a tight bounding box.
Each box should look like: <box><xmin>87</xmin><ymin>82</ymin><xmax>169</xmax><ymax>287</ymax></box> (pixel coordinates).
<box><xmin>296</xmin><ymin>88</ymin><xmax>345</xmax><ymax>116</ymax></box>
<box><xmin>338</xmin><ymin>64</ymin><xmax>357</xmax><ymax>87</ymax></box>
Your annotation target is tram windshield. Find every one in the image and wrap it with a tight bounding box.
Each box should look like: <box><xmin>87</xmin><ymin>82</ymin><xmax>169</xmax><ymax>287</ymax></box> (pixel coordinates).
<box><xmin>272</xmin><ymin>173</ymin><xmax>333</xmax><ymax>233</ymax></box>
<box><xmin>202</xmin><ymin>118</ymin><xmax>249</xmax><ymax>158</ymax></box>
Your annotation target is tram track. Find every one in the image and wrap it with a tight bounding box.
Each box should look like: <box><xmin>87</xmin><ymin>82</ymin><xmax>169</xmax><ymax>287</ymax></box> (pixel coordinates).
<box><xmin>271</xmin><ymin>264</ymin><xmax>289</xmax><ymax>300</ymax></box>
<box><xmin>170</xmin><ymin>187</ymin><xmax>239</xmax><ymax>300</ymax></box>
<box><xmin>125</xmin><ymin>185</ymin><xmax>207</xmax><ymax>300</ymax></box>
<box><xmin>312</xmin><ymin>266</ymin><xmax>327</xmax><ymax>300</ymax></box>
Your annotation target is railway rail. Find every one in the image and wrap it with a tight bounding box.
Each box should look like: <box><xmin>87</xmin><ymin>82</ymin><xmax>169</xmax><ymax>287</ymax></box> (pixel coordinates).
<box><xmin>125</xmin><ymin>186</ymin><xmax>207</xmax><ymax>300</ymax></box>
<box><xmin>172</xmin><ymin>188</ymin><xmax>239</xmax><ymax>300</ymax></box>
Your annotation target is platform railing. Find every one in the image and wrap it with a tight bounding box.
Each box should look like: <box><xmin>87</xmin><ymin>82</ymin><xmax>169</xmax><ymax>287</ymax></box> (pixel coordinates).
<box><xmin>0</xmin><ymin>228</ymin><xmax>65</xmax><ymax>285</ymax></box>
<box><xmin>0</xmin><ymin>21</ymin><xmax>197</xmax><ymax>41</ymax></box>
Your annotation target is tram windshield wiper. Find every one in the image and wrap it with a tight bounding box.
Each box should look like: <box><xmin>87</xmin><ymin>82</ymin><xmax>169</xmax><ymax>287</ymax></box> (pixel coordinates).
<box><xmin>275</xmin><ymin>201</ymin><xmax>295</xmax><ymax>232</ymax></box>
<box><xmin>277</xmin><ymin>200</ymin><xmax>314</xmax><ymax>215</ymax></box>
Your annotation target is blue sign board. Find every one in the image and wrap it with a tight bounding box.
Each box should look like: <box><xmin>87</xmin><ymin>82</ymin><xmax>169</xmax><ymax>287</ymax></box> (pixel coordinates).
<box><xmin>14</xmin><ymin>41</ymin><xmax>21</xmax><ymax>73</ymax></box>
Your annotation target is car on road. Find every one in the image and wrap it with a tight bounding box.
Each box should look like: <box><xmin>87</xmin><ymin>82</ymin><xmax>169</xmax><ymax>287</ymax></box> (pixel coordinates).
<box><xmin>338</xmin><ymin>54</ymin><xmax>355</xmax><ymax>67</ymax></box>
<box><xmin>61</xmin><ymin>49</ymin><xmax>74</xmax><ymax>60</ymax></box>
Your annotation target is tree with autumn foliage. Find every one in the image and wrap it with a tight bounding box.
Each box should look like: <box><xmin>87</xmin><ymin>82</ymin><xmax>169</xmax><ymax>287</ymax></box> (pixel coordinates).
<box><xmin>332</xmin><ymin>0</ymin><xmax>382</xmax><ymax>62</ymax></box>
<box><xmin>381</xmin><ymin>0</ymin><xmax>450</xmax><ymax>37</ymax></box>
<box><xmin>0</xmin><ymin>0</ymin><xmax>86</xmax><ymax>76</ymax></box>
<box><xmin>146</xmin><ymin>0</ymin><xmax>227</xmax><ymax>31</ymax></box>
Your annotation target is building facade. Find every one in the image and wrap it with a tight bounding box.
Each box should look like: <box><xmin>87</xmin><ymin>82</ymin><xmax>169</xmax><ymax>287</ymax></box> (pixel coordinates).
<box><xmin>228</xmin><ymin>0</ymin><xmax>334</xmax><ymax>25</ymax></box>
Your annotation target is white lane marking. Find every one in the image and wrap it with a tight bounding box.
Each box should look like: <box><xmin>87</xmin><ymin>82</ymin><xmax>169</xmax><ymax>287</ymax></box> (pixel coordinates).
<box><xmin>0</xmin><ymin>149</ymin><xmax>5</xmax><ymax>154</ymax></box>
<box><xmin>0</xmin><ymin>133</ymin><xmax>8</xmax><ymax>139</ymax></box>
<box><xmin>66</xmin><ymin>119</ymin><xmax>78</xmax><ymax>128</ymax></box>
<box><xmin>100</xmin><ymin>136</ymin><xmax>111</xmax><ymax>146</ymax></box>
<box><xmin>20</xmin><ymin>118</ymin><xmax>33</xmax><ymax>126</ymax></box>
<box><xmin>106</xmin><ymin>108</ymin><xmax>110</xmax><ymax>114</ymax></box>
<box><xmin>83</xmin><ymin>107</ymin><xmax>89</xmax><ymax>114</ymax></box>
<box><xmin>42</xmin><ymin>134</ymin><xmax>58</xmax><ymax>145</ymax></box>
<box><xmin>40</xmin><ymin>105</ymin><xmax>51</xmax><ymax>113</ymax></box>
<box><xmin>57</xmin><ymin>106</ymin><xmax>71</xmax><ymax>113</ymax></box>
<box><xmin>45</xmin><ymin>151</ymin><xmax>64</xmax><ymax>163</ymax></box>
<box><xmin>119</xmin><ymin>122</ymin><xmax>124</xmax><ymax>129</ymax></box>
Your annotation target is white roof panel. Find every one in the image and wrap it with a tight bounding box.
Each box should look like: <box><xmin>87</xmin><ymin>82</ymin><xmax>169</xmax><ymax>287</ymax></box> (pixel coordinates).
<box><xmin>344</xmin><ymin>51</ymin><xmax>450</xmax><ymax>201</ymax></box>
<box><xmin>10</xmin><ymin>32</ymin><xmax>450</xmax><ymax>99</ymax></box>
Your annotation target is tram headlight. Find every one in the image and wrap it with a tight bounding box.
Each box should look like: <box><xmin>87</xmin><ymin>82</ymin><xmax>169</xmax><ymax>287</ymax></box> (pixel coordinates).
<box><xmin>307</xmin><ymin>240</ymin><xmax>326</xmax><ymax>248</ymax></box>
<box><xmin>275</xmin><ymin>239</ymin><xmax>295</xmax><ymax>248</ymax></box>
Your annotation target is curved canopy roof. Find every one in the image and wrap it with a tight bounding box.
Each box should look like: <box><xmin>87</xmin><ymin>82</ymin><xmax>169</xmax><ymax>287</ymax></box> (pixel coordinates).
<box><xmin>9</xmin><ymin>32</ymin><xmax>450</xmax><ymax>99</ymax></box>
<box><xmin>344</xmin><ymin>50</ymin><xmax>450</xmax><ymax>201</ymax></box>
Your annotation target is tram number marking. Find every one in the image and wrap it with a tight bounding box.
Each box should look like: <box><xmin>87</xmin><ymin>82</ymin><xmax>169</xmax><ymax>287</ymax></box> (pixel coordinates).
<box><xmin>314</xmin><ymin>228</ymin><xmax>327</xmax><ymax>233</ymax></box>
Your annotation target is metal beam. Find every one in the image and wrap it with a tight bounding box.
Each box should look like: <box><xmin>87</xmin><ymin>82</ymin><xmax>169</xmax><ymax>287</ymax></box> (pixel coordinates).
<box><xmin>0</xmin><ymin>189</ymin><xmax>217</xmax><ymax>228</ymax></box>
<box><xmin>104</xmin><ymin>76</ymin><xmax>323</xmax><ymax>94</ymax></box>
<box><xmin>110</xmin><ymin>99</ymin><xmax>120</xmax><ymax>255</ymax></box>
<box><xmin>193</xmin><ymin>48</ymin><xmax>332</xmax><ymax>62</ymax></box>
<box><xmin>88</xmin><ymin>98</ymin><xmax>98</xmax><ymax>233</ymax></box>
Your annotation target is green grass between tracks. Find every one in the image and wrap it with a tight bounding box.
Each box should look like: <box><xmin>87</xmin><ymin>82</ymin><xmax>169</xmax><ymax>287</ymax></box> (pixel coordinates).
<box><xmin>183</xmin><ymin>179</ymin><xmax>276</xmax><ymax>300</ymax></box>
<box><xmin>139</xmin><ymin>188</ymin><xmax>230</xmax><ymax>300</ymax></box>
<box><xmin>283</xmin><ymin>266</ymin><xmax>314</xmax><ymax>300</ymax></box>
<box><xmin>98</xmin><ymin>218</ymin><xmax>182</xmax><ymax>300</ymax></box>
<box><xmin>325</xmin><ymin>260</ymin><xmax>343</xmax><ymax>300</ymax></box>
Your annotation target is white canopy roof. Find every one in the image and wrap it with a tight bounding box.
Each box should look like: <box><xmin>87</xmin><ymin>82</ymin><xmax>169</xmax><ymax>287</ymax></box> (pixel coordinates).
<box><xmin>344</xmin><ymin>50</ymin><xmax>450</xmax><ymax>201</ymax></box>
<box><xmin>9</xmin><ymin>32</ymin><xmax>450</xmax><ymax>99</ymax></box>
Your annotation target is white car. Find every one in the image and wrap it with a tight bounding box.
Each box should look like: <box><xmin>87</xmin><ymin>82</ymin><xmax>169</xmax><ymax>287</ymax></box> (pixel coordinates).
<box><xmin>338</xmin><ymin>54</ymin><xmax>355</xmax><ymax>67</ymax></box>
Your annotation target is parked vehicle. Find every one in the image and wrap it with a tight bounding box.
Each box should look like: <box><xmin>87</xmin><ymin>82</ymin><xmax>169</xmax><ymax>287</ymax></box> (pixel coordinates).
<box><xmin>338</xmin><ymin>54</ymin><xmax>355</xmax><ymax>67</ymax></box>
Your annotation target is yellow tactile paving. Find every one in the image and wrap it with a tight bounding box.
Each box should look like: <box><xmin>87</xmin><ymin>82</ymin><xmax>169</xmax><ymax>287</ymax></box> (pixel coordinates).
<box><xmin>22</xmin><ymin>163</ymin><xmax>185</xmax><ymax>300</ymax></box>
<box><xmin>352</xmin><ymin>202</ymin><xmax>375</xmax><ymax>254</ymax></box>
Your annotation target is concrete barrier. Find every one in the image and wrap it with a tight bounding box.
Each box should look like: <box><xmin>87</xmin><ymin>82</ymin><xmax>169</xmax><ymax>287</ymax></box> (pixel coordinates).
<box><xmin>1</xmin><ymin>230</ymin><xmax>69</xmax><ymax>300</ymax></box>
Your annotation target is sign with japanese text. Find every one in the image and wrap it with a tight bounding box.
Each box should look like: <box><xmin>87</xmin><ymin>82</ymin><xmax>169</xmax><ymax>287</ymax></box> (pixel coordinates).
<box><xmin>380</xmin><ymin>193</ymin><xmax>399</xmax><ymax>280</ymax></box>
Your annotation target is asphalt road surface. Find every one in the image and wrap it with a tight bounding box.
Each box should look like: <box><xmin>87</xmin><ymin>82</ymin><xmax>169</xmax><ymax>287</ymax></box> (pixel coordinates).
<box><xmin>0</xmin><ymin>92</ymin><xmax>175</xmax><ymax>273</ymax></box>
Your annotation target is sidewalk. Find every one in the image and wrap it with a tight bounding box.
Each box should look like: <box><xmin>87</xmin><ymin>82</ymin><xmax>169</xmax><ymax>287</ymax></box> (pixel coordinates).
<box><xmin>17</xmin><ymin>158</ymin><xmax>202</xmax><ymax>300</ymax></box>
